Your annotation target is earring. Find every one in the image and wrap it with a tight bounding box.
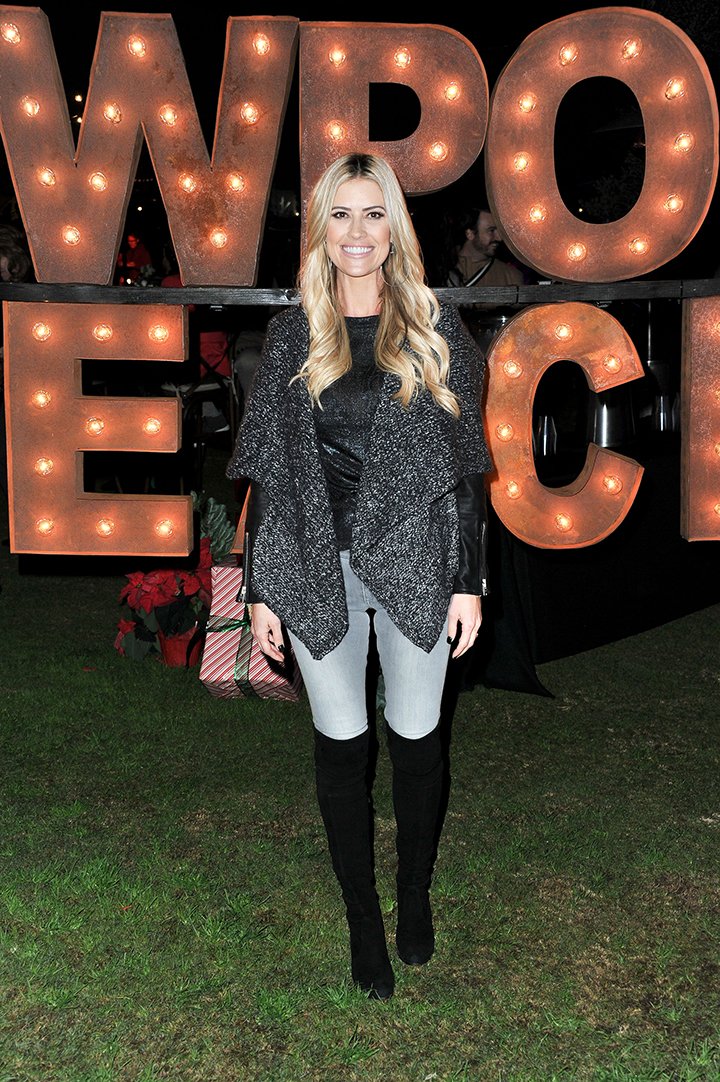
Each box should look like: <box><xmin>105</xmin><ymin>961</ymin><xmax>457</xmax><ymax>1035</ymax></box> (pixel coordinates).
<box><xmin>389</xmin><ymin>241</ymin><xmax>396</xmax><ymax>256</ymax></box>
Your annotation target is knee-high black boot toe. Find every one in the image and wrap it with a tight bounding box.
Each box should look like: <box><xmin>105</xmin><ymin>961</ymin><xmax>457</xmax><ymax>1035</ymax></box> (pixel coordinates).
<box><xmin>314</xmin><ymin>729</ymin><xmax>395</xmax><ymax>1000</ymax></box>
<box><xmin>386</xmin><ymin>723</ymin><xmax>444</xmax><ymax>966</ymax></box>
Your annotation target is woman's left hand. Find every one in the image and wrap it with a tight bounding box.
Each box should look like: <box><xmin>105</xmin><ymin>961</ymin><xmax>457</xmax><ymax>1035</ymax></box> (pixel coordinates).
<box><xmin>447</xmin><ymin>593</ymin><xmax>482</xmax><ymax>659</ymax></box>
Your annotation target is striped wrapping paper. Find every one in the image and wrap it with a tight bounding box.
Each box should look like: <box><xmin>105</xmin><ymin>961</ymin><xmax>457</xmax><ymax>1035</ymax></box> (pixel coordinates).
<box><xmin>199</xmin><ymin>564</ymin><xmax>303</xmax><ymax>701</ymax></box>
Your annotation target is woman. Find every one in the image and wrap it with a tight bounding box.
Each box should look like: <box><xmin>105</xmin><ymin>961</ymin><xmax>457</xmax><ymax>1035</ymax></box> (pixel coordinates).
<box><xmin>227</xmin><ymin>153</ymin><xmax>491</xmax><ymax>1000</ymax></box>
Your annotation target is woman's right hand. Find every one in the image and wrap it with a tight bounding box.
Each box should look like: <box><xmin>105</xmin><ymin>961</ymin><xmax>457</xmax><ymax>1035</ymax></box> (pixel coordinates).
<box><xmin>250</xmin><ymin>602</ymin><xmax>286</xmax><ymax>663</ymax></box>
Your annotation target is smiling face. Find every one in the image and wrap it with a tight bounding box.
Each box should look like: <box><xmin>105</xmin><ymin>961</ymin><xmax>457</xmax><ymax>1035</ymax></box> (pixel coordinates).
<box><xmin>325</xmin><ymin>177</ymin><xmax>391</xmax><ymax>287</ymax></box>
<box><xmin>467</xmin><ymin>211</ymin><xmax>501</xmax><ymax>260</ymax></box>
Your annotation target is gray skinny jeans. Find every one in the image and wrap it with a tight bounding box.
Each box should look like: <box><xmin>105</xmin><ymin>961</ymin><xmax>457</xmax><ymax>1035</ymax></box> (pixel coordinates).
<box><xmin>288</xmin><ymin>550</ymin><xmax>451</xmax><ymax>741</ymax></box>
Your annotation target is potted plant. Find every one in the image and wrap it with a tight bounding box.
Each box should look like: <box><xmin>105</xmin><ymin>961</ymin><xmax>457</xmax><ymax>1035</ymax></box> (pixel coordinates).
<box><xmin>114</xmin><ymin>495</ymin><xmax>236</xmax><ymax>666</ymax></box>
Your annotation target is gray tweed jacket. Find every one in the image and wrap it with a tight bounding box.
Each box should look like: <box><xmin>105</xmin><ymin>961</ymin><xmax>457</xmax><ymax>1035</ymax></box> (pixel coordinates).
<box><xmin>227</xmin><ymin>303</ymin><xmax>492</xmax><ymax>660</ymax></box>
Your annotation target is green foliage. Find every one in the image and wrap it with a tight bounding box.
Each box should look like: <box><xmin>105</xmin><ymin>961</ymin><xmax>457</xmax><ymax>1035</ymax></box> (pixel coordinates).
<box><xmin>195</xmin><ymin>491</ymin><xmax>236</xmax><ymax>563</ymax></box>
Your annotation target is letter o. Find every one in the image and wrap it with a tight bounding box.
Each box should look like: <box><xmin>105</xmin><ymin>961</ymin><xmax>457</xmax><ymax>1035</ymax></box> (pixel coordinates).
<box><xmin>486</xmin><ymin>8</ymin><xmax>718</xmax><ymax>281</ymax></box>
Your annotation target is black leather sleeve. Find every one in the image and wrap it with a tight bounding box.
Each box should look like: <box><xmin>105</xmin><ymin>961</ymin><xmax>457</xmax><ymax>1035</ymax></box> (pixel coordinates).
<box><xmin>452</xmin><ymin>473</ymin><xmax>489</xmax><ymax>596</ymax></box>
<box><xmin>244</xmin><ymin>482</ymin><xmax>270</xmax><ymax>604</ymax></box>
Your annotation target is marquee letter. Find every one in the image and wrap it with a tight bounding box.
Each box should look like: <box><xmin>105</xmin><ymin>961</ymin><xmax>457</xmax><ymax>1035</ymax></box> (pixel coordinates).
<box><xmin>299</xmin><ymin>22</ymin><xmax>487</xmax><ymax>202</ymax></box>
<box><xmin>681</xmin><ymin>297</ymin><xmax>720</xmax><ymax>540</ymax></box>
<box><xmin>485</xmin><ymin>7</ymin><xmax>718</xmax><ymax>281</ymax></box>
<box><xmin>0</xmin><ymin>8</ymin><xmax>297</xmax><ymax>284</ymax></box>
<box><xmin>3</xmin><ymin>301</ymin><xmax>192</xmax><ymax>555</ymax></box>
<box><xmin>485</xmin><ymin>302</ymin><xmax>644</xmax><ymax>547</ymax></box>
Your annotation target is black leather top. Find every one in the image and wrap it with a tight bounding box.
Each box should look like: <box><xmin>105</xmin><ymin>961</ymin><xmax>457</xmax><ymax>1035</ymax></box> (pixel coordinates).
<box><xmin>313</xmin><ymin>315</ymin><xmax>384</xmax><ymax>549</ymax></box>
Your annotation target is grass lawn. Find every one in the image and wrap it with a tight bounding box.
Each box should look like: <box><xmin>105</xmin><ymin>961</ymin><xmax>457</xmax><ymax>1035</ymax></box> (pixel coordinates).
<box><xmin>2</xmin><ymin>486</ymin><xmax>720</xmax><ymax>1081</ymax></box>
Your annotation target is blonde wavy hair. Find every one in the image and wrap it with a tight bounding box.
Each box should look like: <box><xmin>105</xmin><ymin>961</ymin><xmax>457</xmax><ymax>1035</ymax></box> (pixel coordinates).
<box><xmin>296</xmin><ymin>153</ymin><xmax>460</xmax><ymax>417</ymax></box>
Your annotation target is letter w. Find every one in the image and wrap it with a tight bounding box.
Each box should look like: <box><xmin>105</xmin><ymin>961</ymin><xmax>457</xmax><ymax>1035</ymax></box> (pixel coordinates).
<box><xmin>0</xmin><ymin>8</ymin><xmax>297</xmax><ymax>284</ymax></box>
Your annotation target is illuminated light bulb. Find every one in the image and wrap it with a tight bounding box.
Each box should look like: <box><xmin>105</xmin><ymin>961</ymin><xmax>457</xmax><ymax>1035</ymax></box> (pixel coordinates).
<box><xmin>503</xmin><ymin>359</ymin><xmax>523</xmax><ymax>379</ymax></box>
<box><xmin>629</xmin><ymin>236</ymin><xmax>649</xmax><ymax>255</ymax></box>
<box><xmin>496</xmin><ymin>423</ymin><xmax>514</xmax><ymax>442</ymax></box>
<box><xmin>240</xmin><ymin>101</ymin><xmax>260</xmax><ymax>125</ymax></box>
<box><xmin>518</xmin><ymin>92</ymin><xmax>537</xmax><ymax>113</ymax></box>
<box><xmin>513</xmin><ymin>152</ymin><xmax>530</xmax><ymax>172</ymax></box>
<box><xmin>178</xmin><ymin>173</ymin><xmax>198</xmax><ymax>194</ymax></box>
<box><xmin>127</xmin><ymin>35</ymin><xmax>146</xmax><ymax>58</ymax></box>
<box><xmin>93</xmin><ymin>323</ymin><xmax>113</xmax><ymax>342</ymax></box>
<box><xmin>143</xmin><ymin>417</ymin><xmax>162</xmax><ymax>436</ymax></box>
<box><xmin>34</xmin><ymin>457</ymin><xmax>54</xmax><ymax>476</ymax></box>
<box><xmin>664</xmin><ymin>193</ymin><xmax>684</xmax><ymax>214</ymax></box>
<box><xmin>327</xmin><ymin>121</ymin><xmax>346</xmax><ymax>141</ymax></box>
<box><xmin>253</xmin><ymin>32</ymin><xmax>270</xmax><ymax>55</ymax></box>
<box><xmin>602</xmin><ymin>474</ymin><xmax>623</xmax><ymax>494</ymax></box>
<box><xmin>714</xmin><ymin>503</ymin><xmax>720</xmax><ymax>517</ymax></box>
<box><xmin>159</xmin><ymin>104</ymin><xmax>177</xmax><ymax>126</ymax></box>
<box><xmin>394</xmin><ymin>46</ymin><xmax>412</xmax><ymax>69</ymax></box>
<box><xmin>529</xmin><ymin>204</ymin><xmax>547</xmax><ymax>223</ymax></box>
<box><xmin>37</xmin><ymin>167</ymin><xmax>56</xmax><ymax>187</ymax></box>
<box><xmin>227</xmin><ymin>172</ymin><xmax>245</xmax><ymax>193</ymax></box>
<box><xmin>74</xmin><ymin>93</ymin><xmax>83</xmax><ymax>103</ymax></box>
<box><xmin>62</xmin><ymin>225</ymin><xmax>80</xmax><ymax>246</ymax></box>
<box><xmin>714</xmin><ymin>443</ymin><xmax>720</xmax><ymax>456</ymax></box>
<box><xmin>148</xmin><ymin>324</ymin><xmax>169</xmax><ymax>343</ymax></box>
<box><xmin>559</xmin><ymin>43</ymin><xmax>578</xmax><ymax>66</ymax></box>
<box><xmin>603</xmin><ymin>354</ymin><xmax>623</xmax><ymax>374</ymax></box>
<box><xmin>621</xmin><ymin>37</ymin><xmax>642</xmax><ymax>60</ymax></box>
<box><xmin>554</xmin><ymin>323</ymin><xmax>573</xmax><ymax>341</ymax></box>
<box><xmin>674</xmin><ymin>132</ymin><xmax>694</xmax><ymax>153</ymax></box>
<box><xmin>88</xmin><ymin>171</ymin><xmax>108</xmax><ymax>192</ymax></box>
<box><xmin>506</xmin><ymin>481</ymin><xmax>522</xmax><ymax>500</ymax></box>
<box><xmin>567</xmin><ymin>242</ymin><xmax>587</xmax><ymax>262</ymax></box>
<box><xmin>32</xmin><ymin>390</ymin><xmax>51</xmax><ymax>409</ymax></box>
<box><xmin>86</xmin><ymin>417</ymin><xmax>105</xmax><ymax>437</ymax></box>
<box><xmin>444</xmin><ymin>82</ymin><xmax>461</xmax><ymax>102</ymax></box>
<box><xmin>1</xmin><ymin>22</ymin><xmax>21</xmax><ymax>45</ymax></box>
<box><xmin>21</xmin><ymin>96</ymin><xmax>40</xmax><ymax>117</ymax></box>
<box><xmin>555</xmin><ymin>513</ymin><xmax>573</xmax><ymax>532</ymax></box>
<box><xmin>32</xmin><ymin>321</ymin><xmax>52</xmax><ymax>342</ymax></box>
<box><xmin>155</xmin><ymin>519</ymin><xmax>174</xmax><ymax>539</ymax></box>
<box><xmin>36</xmin><ymin>517</ymin><xmax>54</xmax><ymax>535</ymax></box>
<box><xmin>665</xmin><ymin>77</ymin><xmax>685</xmax><ymax>100</ymax></box>
<box><xmin>429</xmin><ymin>142</ymin><xmax>448</xmax><ymax>162</ymax></box>
<box><xmin>96</xmin><ymin>518</ymin><xmax>115</xmax><ymax>537</ymax></box>
<box><xmin>329</xmin><ymin>47</ymin><xmax>346</xmax><ymax>67</ymax></box>
<box><xmin>103</xmin><ymin>102</ymin><xmax>122</xmax><ymax>124</ymax></box>
<box><xmin>210</xmin><ymin>229</ymin><xmax>228</xmax><ymax>249</ymax></box>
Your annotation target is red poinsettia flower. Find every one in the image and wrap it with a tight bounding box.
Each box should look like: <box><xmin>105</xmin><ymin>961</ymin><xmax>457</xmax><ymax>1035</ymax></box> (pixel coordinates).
<box><xmin>178</xmin><ymin>569</ymin><xmax>202</xmax><ymax>597</ymax></box>
<box><xmin>198</xmin><ymin>535</ymin><xmax>213</xmax><ymax>569</ymax></box>
<box><xmin>120</xmin><ymin>569</ymin><xmax>178</xmax><ymax>612</ymax></box>
<box><xmin>176</xmin><ymin>568</ymin><xmax>211</xmax><ymax>608</ymax></box>
<box><xmin>114</xmin><ymin>617</ymin><xmax>137</xmax><ymax>655</ymax></box>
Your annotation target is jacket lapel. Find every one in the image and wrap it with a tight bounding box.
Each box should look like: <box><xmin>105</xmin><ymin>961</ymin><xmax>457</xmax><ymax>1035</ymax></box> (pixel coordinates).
<box><xmin>354</xmin><ymin>373</ymin><xmax>459</xmax><ymax>550</ymax></box>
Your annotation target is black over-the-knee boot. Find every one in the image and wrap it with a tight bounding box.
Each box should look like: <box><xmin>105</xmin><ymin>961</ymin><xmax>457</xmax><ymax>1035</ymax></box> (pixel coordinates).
<box><xmin>314</xmin><ymin>728</ymin><xmax>395</xmax><ymax>1000</ymax></box>
<box><xmin>386</xmin><ymin>723</ymin><xmax>443</xmax><ymax>965</ymax></box>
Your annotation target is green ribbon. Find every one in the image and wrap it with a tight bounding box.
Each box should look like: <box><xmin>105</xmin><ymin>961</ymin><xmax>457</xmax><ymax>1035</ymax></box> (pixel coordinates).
<box><xmin>207</xmin><ymin>610</ymin><xmax>258</xmax><ymax>697</ymax></box>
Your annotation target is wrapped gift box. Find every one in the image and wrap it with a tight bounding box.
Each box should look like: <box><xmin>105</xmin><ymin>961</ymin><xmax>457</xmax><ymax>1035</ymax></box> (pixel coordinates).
<box><xmin>200</xmin><ymin>564</ymin><xmax>303</xmax><ymax>701</ymax></box>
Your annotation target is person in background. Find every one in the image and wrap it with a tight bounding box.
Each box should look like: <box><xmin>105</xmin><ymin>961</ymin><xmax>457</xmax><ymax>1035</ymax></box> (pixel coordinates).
<box><xmin>227</xmin><ymin>153</ymin><xmax>490</xmax><ymax>1001</ymax></box>
<box><xmin>0</xmin><ymin>224</ymin><xmax>31</xmax><ymax>283</ymax></box>
<box><xmin>117</xmin><ymin>233</ymin><xmax>152</xmax><ymax>285</ymax></box>
<box><xmin>447</xmin><ymin>206</ymin><xmax>524</xmax><ymax>291</ymax></box>
<box><xmin>445</xmin><ymin>205</ymin><xmax>529</xmax><ymax>347</ymax></box>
